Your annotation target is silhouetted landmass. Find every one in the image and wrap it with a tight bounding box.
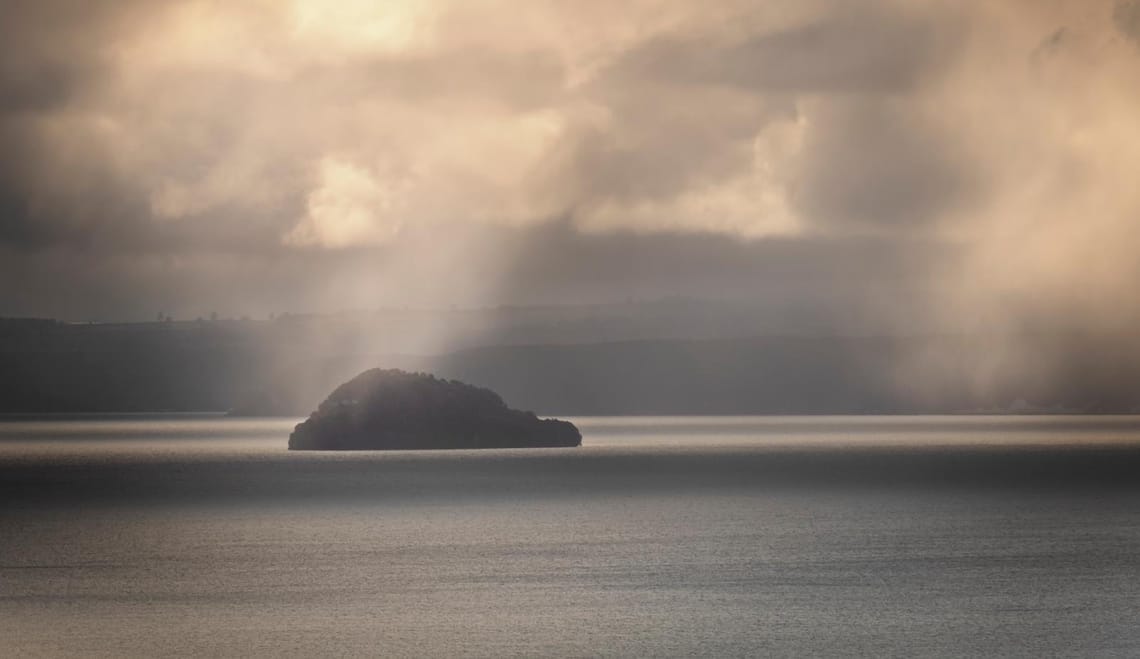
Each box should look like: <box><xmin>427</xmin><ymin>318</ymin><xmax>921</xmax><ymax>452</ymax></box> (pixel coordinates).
<box><xmin>288</xmin><ymin>369</ymin><xmax>581</xmax><ymax>450</ymax></box>
<box><xmin>431</xmin><ymin>334</ymin><xmax>1140</xmax><ymax>415</ymax></box>
<box><xmin>0</xmin><ymin>316</ymin><xmax>419</xmax><ymax>414</ymax></box>
<box><xmin>3</xmin><ymin>313</ymin><xmax>1140</xmax><ymax>415</ymax></box>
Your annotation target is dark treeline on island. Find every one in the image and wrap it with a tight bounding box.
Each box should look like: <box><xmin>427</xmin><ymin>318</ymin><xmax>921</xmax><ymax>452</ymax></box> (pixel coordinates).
<box><xmin>289</xmin><ymin>369</ymin><xmax>580</xmax><ymax>450</ymax></box>
<box><xmin>3</xmin><ymin>311</ymin><xmax>1140</xmax><ymax>416</ymax></box>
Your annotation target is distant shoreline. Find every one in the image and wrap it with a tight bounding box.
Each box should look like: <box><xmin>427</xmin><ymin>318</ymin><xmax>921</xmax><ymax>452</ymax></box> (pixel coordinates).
<box><xmin>0</xmin><ymin>411</ymin><xmax>232</xmax><ymax>421</ymax></box>
<box><xmin>2</xmin><ymin>408</ymin><xmax>1140</xmax><ymax>417</ymax></box>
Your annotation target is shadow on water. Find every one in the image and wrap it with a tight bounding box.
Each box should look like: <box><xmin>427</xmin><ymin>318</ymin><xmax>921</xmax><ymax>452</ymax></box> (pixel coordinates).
<box><xmin>2</xmin><ymin>415</ymin><xmax>1140</xmax><ymax>507</ymax></box>
<box><xmin>3</xmin><ymin>444</ymin><xmax>1140</xmax><ymax>508</ymax></box>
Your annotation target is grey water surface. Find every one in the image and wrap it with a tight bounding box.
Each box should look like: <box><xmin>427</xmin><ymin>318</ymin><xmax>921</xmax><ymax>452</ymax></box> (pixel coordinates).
<box><xmin>2</xmin><ymin>416</ymin><xmax>1139</xmax><ymax>657</ymax></box>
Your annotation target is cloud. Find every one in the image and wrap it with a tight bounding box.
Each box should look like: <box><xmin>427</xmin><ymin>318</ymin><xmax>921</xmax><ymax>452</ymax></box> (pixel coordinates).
<box><xmin>791</xmin><ymin>98</ymin><xmax>976</xmax><ymax>229</ymax></box>
<box><xmin>1115</xmin><ymin>0</ymin><xmax>1140</xmax><ymax>45</ymax></box>
<box><xmin>606</xmin><ymin>6</ymin><xmax>955</xmax><ymax>95</ymax></box>
<box><xmin>0</xmin><ymin>0</ymin><xmax>963</xmax><ymax>256</ymax></box>
<box><xmin>0</xmin><ymin>0</ymin><xmax>1138</xmax><ymax>357</ymax></box>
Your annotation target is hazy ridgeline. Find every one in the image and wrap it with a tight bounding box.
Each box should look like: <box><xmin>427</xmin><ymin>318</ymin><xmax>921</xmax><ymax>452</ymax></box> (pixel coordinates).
<box><xmin>3</xmin><ymin>306</ymin><xmax>1140</xmax><ymax>415</ymax></box>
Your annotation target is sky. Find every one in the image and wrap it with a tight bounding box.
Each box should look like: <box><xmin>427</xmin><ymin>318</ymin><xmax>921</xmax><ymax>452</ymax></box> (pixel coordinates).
<box><xmin>1</xmin><ymin>0</ymin><xmax>1140</xmax><ymax>331</ymax></box>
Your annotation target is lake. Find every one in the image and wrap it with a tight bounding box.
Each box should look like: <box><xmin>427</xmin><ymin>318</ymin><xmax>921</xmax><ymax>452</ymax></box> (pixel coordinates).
<box><xmin>2</xmin><ymin>416</ymin><xmax>1139</xmax><ymax>657</ymax></box>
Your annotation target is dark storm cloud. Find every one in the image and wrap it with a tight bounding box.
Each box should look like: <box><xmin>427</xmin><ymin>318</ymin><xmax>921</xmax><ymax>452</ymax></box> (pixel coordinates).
<box><xmin>606</xmin><ymin>7</ymin><xmax>955</xmax><ymax>95</ymax></box>
<box><xmin>0</xmin><ymin>0</ymin><xmax>1137</xmax><ymax>351</ymax></box>
<box><xmin>0</xmin><ymin>122</ymin><xmax>146</xmax><ymax>251</ymax></box>
<box><xmin>0</xmin><ymin>60</ymin><xmax>90</xmax><ymax>115</ymax></box>
<box><xmin>346</xmin><ymin>49</ymin><xmax>567</xmax><ymax>107</ymax></box>
<box><xmin>0</xmin><ymin>1</ymin><xmax>135</xmax><ymax>112</ymax></box>
<box><xmin>791</xmin><ymin>99</ymin><xmax>977</xmax><ymax>229</ymax></box>
<box><xmin>541</xmin><ymin>92</ymin><xmax>792</xmax><ymax>208</ymax></box>
<box><xmin>0</xmin><ymin>0</ymin><xmax>968</xmax><ymax>263</ymax></box>
<box><xmin>0</xmin><ymin>1</ymin><xmax>169</xmax><ymax>251</ymax></box>
<box><xmin>498</xmin><ymin>222</ymin><xmax>952</xmax><ymax>308</ymax></box>
<box><xmin>544</xmin><ymin>4</ymin><xmax>969</xmax><ymax>233</ymax></box>
<box><xmin>1114</xmin><ymin>0</ymin><xmax>1140</xmax><ymax>45</ymax></box>
<box><xmin>1033</xmin><ymin>27</ymin><xmax>1069</xmax><ymax>61</ymax></box>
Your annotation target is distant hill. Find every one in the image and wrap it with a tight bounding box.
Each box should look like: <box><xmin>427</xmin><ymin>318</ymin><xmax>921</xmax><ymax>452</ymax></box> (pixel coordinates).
<box><xmin>2</xmin><ymin>313</ymin><xmax>1139</xmax><ymax>415</ymax></box>
<box><xmin>431</xmin><ymin>334</ymin><xmax>1140</xmax><ymax>415</ymax></box>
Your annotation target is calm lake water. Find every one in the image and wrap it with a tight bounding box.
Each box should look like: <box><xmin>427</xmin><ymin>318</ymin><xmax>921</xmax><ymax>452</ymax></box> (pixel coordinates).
<box><xmin>2</xmin><ymin>416</ymin><xmax>1139</xmax><ymax>657</ymax></box>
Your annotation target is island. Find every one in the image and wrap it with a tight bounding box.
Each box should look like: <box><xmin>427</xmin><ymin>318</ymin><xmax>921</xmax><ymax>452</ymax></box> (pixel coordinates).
<box><xmin>288</xmin><ymin>369</ymin><xmax>581</xmax><ymax>450</ymax></box>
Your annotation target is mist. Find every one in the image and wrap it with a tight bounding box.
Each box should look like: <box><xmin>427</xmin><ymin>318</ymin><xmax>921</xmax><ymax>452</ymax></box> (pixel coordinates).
<box><xmin>2</xmin><ymin>0</ymin><xmax>1140</xmax><ymax>400</ymax></box>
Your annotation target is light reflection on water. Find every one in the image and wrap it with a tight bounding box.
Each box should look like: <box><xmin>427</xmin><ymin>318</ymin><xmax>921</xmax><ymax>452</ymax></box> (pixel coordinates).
<box><xmin>1</xmin><ymin>416</ymin><xmax>1139</xmax><ymax>657</ymax></box>
<box><xmin>2</xmin><ymin>415</ymin><xmax>1140</xmax><ymax>459</ymax></box>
